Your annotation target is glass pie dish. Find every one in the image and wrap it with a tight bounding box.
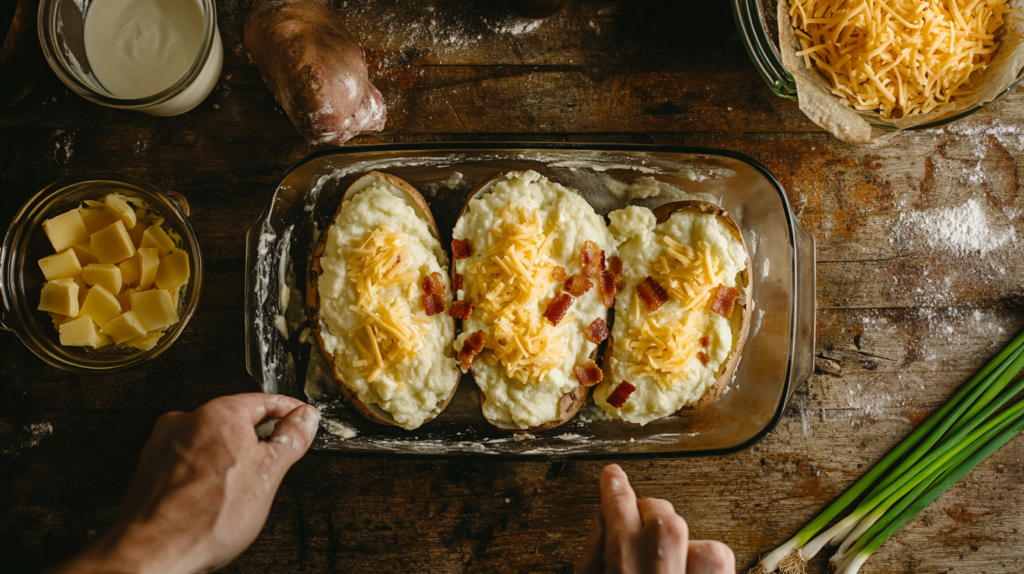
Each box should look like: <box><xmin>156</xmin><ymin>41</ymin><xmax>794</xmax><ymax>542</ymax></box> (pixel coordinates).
<box><xmin>245</xmin><ymin>143</ymin><xmax>816</xmax><ymax>459</ymax></box>
<box><xmin>731</xmin><ymin>0</ymin><xmax>1024</xmax><ymax>131</ymax></box>
<box><xmin>0</xmin><ymin>174</ymin><xmax>204</xmax><ymax>373</ymax></box>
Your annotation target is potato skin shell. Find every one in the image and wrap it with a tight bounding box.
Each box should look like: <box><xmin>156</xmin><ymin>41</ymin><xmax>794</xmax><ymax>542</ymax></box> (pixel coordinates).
<box><xmin>306</xmin><ymin>172</ymin><xmax>459</xmax><ymax>427</ymax></box>
<box><xmin>455</xmin><ymin>172</ymin><xmax>590</xmax><ymax>433</ymax></box>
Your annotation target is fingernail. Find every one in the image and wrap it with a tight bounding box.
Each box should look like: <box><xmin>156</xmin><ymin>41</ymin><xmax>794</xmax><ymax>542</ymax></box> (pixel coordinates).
<box><xmin>271</xmin><ymin>434</ymin><xmax>292</xmax><ymax>447</ymax></box>
<box><xmin>610</xmin><ymin>478</ymin><xmax>621</xmax><ymax>492</ymax></box>
<box><xmin>300</xmin><ymin>405</ymin><xmax>321</xmax><ymax>430</ymax></box>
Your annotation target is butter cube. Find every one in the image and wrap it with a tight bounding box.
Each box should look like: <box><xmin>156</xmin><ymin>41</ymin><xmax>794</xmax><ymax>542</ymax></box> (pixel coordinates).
<box><xmin>91</xmin><ymin>221</ymin><xmax>136</xmax><ymax>264</ymax></box>
<box><xmin>101</xmin><ymin>311</ymin><xmax>148</xmax><ymax>344</ymax></box>
<box><xmin>79</xmin><ymin>207</ymin><xmax>119</xmax><ymax>235</ymax></box>
<box><xmin>137</xmin><ymin>248</ymin><xmax>160</xmax><ymax>289</ymax></box>
<box><xmin>59</xmin><ymin>316</ymin><xmax>103</xmax><ymax>347</ymax></box>
<box><xmin>38</xmin><ymin>249</ymin><xmax>82</xmax><ymax>280</ymax></box>
<box><xmin>127</xmin><ymin>220</ymin><xmax>148</xmax><ymax>249</ymax></box>
<box><xmin>80</xmin><ymin>285</ymin><xmax>122</xmax><ymax>328</ymax></box>
<box><xmin>118</xmin><ymin>256</ymin><xmax>141</xmax><ymax>286</ymax></box>
<box><xmin>72</xmin><ymin>276</ymin><xmax>89</xmax><ymax>307</ymax></box>
<box><xmin>39</xmin><ymin>278</ymin><xmax>80</xmax><ymax>317</ymax></box>
<box><xmin>116</xmin><ymin>288</ymin><xmax>133</xmax><ymax>312</ymax></box>
<box><xmin>141</xmin><ymin>225</ymin><xmax>176</xmax><ymax>258</ymax></box>
<box><xmin>126</xmin><ymin>329</ymin><xmax>164</xmax><ymax>351</ymax></box>
<box><xmin>155</xmin><ymin>250</ymin><xmax>190</xmax><ymax>290</ymax></box>
<box><xmin>71</xmin><ymin>242</ymin><xmax>100</xmax><ymax>266</ymax></box>
<box><xmin>49</xmin><ymin>313</ymin><xmax>69</xmax><ymax>328</ymax></box>
<box><xmin>104</xmin><ymin>194</ymin><xmax>137</xmax><ymax>229</ymax></box>
<box><xmin>131</xmin><ymin>289</ymin><xmax>177</xmax><ymax>331</ymax></box>
<box><xmin>169</xmin><ymin>286</ymin><xmax>181</xmax><ymax>308</ymax></box>
<box><xmin>81</xmin><ymin>263</ymin><xmax>123</xmax><ymax>295</ymax></box>
<box><xmin>43</xmin><ymin>209</ymin><xmax>90</xmax><ymax>252</ymax></box>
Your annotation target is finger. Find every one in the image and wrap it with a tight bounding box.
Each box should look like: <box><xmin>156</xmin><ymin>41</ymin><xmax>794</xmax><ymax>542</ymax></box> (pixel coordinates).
<box><xmin>216</xmin><ymin>392</ymin><xmax>308</xmax><ymax>425</ymax></box>
<box><xmin>576</xmin><ymin>514</ymin><xmax>605</xmax><ymax>574</ymax></box>
<box><xmin>600</xmin><ymin>464</ymin><xmax>641</xmax><ymax>537</ymax></box>
<box><xmin>637</xmin><ymin>500</ymin><xmax>689</xmax><ymax>574</ymax></box>
<box><xmin>686</xmin><ymin>540</ymin><xmax>735</xmax><ymax>574</ymax></box>
<box><xmin>263</xmin><ymin>403</ymin><xmax>320</xmax><ymax>476</ymax></box>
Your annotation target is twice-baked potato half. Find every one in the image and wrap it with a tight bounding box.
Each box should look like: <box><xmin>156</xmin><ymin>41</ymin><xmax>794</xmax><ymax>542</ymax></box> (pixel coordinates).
<box><xmin>594</xmin><ymin>201</ymin><xmax>751</xmax><ymax>424</ymax></box>
<box><xmin>450</xmin><ymin>171</ymin><xmax>615</xmax><ymax>431</ymax></box>
<box><xmin>307</xmin><ymin>172</ymin><xmax>460</xmax><ymax>430</ymax></box>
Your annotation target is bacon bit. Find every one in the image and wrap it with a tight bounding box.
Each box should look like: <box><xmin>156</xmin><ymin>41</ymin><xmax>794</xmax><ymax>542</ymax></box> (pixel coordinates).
<box><xmin>580</xmin><ymin>241</ymin><xmax>605</xmax><ymax>278</ymax></box>
<box><xmin>543</xmin><ymin>293</ymin><xmax>574</xmax><ymax>326</ymax></box>
<box><xmin>419</xmin><ymin>272</ymin><xmax>446</xmax><ymax>315</ymax></box>
<box><xmin>699</xmin><ymin>336</ymin><xmax>710</xmax><ymax>348</ymax></box>
<box><xmin>710</xmin><ymin>285</ymin><xmax>740</xmax><ymax>319</ymax></box>
<box><xmin>585</xmin><ymin>318</ymin><xmax>609</xmax><ymax>344</ymax></box>
<box><xmin>598</xmin><ymin>271</ymin><xmax>617</xmax><ymax>308</ymax></box>
<box><xmin>608</xmin><ymin>256</ymin><xmax>626</xmax><ymax>291</ymax></box>
<box><xmin>697</xmin><ymin>352</ymin><xmax>709</xmax><ymax>366</ymax></box>
<box><xmin>552</xmin><ymin>266</ymin><xmax>567</xmax><ymax>281</ymax></box>
<box><xmin>453</xmin><ymin>273</ymin><xmax>463</xmax><ymax>293</ymax></box>
<box><xmin>457</xmin><ymin>330</ymin><xmax>486</xmax><ymax>370</ymax></box>
<box><xmin>563</xmin><ymin>275</ymin><xmax>593</xmax><ymax>297</ymax></box>
<box><xmin>448</xmin><ymin>300</ymin><xmax>473</xmax><ymax>320</ymax></box>
<box><xmin>606</xmin><ymin>381</ymin><xmax>637</xmax><ymax>409</ymax></box>
<box><xmin>423</xmin><ymin>271</ymin><xmax>445</xmax><ymax>294</ymax></box>
<box><xmin>421</xmin><ymin>292</ymin><xmax>445</xmax><ymax>316</ymax></box>
<box><xmin>452</xmin><ymin>238</ymin><xmax>474</xmax><ymax>260</ymax></box>
<box><xmin>636</xmin><ymin>276</ymin><xmax>669</xmax><ymax>312</ymax></box>
<box><xmin>573</xmin><ymin>361</ymin><xmax>603</xmax><ymax>388</ymax></box>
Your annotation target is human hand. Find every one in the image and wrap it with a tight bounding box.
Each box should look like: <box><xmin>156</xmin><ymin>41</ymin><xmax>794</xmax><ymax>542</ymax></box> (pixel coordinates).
<box><xmin>54</xmin><ymin>393</ymin><xmax>319</xmax><ymax>574</ymax></box>
<box><xmin>577</xmin><ymin>464</ymin><xmax>735</xmax><ymax>574</ymax></box>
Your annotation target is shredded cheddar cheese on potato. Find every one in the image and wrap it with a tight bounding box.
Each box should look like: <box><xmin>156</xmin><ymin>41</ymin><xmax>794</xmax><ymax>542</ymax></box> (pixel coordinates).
<box><xmin>623</xmin><ymin>238</ymin><xmax>726</xmax><ymax>388</ymax></box>
<box><xmin>346</xmin><ymin>227</ymin><xmax>428</xmax><ymax>383</ymax></box>
<box><xmin>790</xmin><ymin>0</ymin><xmax>1009</xmax><ymax>118</ymax></box>
<box><xmin>465</xmin><ymin>208</ymin><xmax>564</xmax><ymax>384</ymax></box>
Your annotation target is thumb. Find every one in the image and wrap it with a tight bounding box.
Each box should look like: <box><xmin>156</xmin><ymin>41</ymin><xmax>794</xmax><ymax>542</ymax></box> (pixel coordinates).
<box><xmin>265</xmin><ymin>403</ymin><xmax>319</xmax><ymax>476</ymax></box>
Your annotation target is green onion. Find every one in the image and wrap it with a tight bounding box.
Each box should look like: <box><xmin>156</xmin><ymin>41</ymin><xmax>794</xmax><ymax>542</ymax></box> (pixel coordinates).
<box><xmin>747</xmin><ymin>329</ymin><xmax>1024</xmax><ymax>574</ymax></box>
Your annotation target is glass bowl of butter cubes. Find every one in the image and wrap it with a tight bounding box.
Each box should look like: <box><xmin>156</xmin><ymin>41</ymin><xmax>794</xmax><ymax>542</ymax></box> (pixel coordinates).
<box><xmin>0</xmin><ymin>174</ymin><xmax>203</xmax><ymax>373</ymax></box>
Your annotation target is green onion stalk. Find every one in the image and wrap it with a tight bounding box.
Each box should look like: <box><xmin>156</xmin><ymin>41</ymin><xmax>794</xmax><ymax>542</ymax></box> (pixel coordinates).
<box><xmin>746</xmin><ymin>329</ymin><xmax>1024</xmax><ymax>574</ymax></box>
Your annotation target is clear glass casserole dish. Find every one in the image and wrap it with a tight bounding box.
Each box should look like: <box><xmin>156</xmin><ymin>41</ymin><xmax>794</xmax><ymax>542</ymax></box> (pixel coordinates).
<box><xmin>0</xmin><ymin>174</ymin><xmax>204</xmax><ymax>373</ymax></box>
<box><xmin>730</xmin><ymin>0</ymin><xmax>1024</xmax><ymax>131</ymax></box>
<box><xmin>245</xmin><ymin>143</ymin><xmax>816</xmax><ymax>459</ymax></box>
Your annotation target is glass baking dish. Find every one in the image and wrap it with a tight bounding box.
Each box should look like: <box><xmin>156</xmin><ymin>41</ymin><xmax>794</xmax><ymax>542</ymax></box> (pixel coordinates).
<box><xmin>244</xmin><ymin>143</ymin><xmax>816</xmax><ymax>459</ymax></box>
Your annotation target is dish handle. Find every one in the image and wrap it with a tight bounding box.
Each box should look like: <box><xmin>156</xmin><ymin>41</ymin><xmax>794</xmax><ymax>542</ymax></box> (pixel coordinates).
<box><xmin>243</xmin><ymin>216</ymin><xmax>266</xmax><ymax>386</ymax></box>
<box><xmin>0</xmin><ymin>245</ymin><xmax>10</xmax><ymax>332</ymax></box>
<box><xmin>788</xmin><ymin>223</ymin><xmax>816</xmax><ymax>401</ymax></box>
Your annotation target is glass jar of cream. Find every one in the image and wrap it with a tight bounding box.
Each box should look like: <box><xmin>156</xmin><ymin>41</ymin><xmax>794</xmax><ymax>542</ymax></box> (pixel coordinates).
<box><xmin>38</xmin><ymin>0</ymin><xmax>222</xmax><ymax>116</ymax></box>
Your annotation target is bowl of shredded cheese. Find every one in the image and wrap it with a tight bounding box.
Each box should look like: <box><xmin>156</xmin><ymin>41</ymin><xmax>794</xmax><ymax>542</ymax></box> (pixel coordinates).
<box><xmin>732</xmin><ymin>0</ymin><xmax>1024</xmax><ymax>138</ymax></box>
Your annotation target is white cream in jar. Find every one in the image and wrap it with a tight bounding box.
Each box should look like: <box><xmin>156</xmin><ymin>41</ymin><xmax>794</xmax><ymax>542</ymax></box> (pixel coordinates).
<box><xmin>83</xmin><ymin>0</ymin><xmax>222</xmax><ymax>116</ymax></box>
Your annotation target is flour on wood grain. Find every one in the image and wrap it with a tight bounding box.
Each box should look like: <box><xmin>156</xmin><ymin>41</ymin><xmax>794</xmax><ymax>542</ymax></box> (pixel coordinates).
<box><xmin>891</xmin><ymin>199</ymin><xmax>1016</xmax><ymax>258</ymax></box>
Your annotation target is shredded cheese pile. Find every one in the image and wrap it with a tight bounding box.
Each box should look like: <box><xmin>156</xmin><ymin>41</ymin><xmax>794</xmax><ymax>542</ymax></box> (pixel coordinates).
<box><xmin>346</xmin><ymin>227</ymin><xmax>429</xmax><ymax>383</ymax></box>
<box><xmin>464</xmin><ymin>208</ymin><xmax>565</xmax><ymax>384</ymax></box>
<box><xmin>623</xmin><ymin>238</ymin><xmax>725</xmax><ymax>388</ymax></box>
<box><xmin>790</xmin><ymin>0</ymin><xmax>1009</xmax><ymax>118</ymax></box>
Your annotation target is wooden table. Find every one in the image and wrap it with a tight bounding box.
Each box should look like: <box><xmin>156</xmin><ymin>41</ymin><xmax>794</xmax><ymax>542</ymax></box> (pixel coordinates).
<box><xmin>3</xmin><ymin>1</ymin><xmax>1024</xmax><ymax>572</ymax></box>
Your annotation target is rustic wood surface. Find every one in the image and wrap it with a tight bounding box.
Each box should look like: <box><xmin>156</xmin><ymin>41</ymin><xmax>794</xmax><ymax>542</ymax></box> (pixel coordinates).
<box><xmin>3</xmin><ymin>0</ymin><xmax>1024</xmax><ymax>572</ymax></box>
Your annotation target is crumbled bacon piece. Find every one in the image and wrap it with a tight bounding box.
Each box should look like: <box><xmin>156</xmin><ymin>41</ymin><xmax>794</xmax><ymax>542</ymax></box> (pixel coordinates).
<box><xmin>543</xmin><ymin>293</ymin><xmax>574</xmax><ymax>326</ymax></box>
<box><xmin>448</xmin><ymin>300</ymin><xmax>473</xmax><ymax>320</ymax></box>
<box><xmin>563</xmin><ymin>275</ymin><xmax>593</xmax><ymax>297</ymax></box>
<box><xmin>453</xmin><ymin>273</ymin><xmax>463</xmax><ymax>292</ymax></box>
<box><xmin>606</xmin><ymin>381</ymin><xmax>637</xmax><ymax>409</ymax></box>
<box><xmin>580</xmin><ymin>241</ymin><xmax>605</xmax><ymax>278</ymax></box>
<box><xmin>573</xmin><ymin>361</ymin><xmax>603</xmax><ymax>388</ymax></box>
<box><xmin>699</xmin><ymin>336</ymin><xmax>710</xmax><ymax>348</ymax></box>
<box><xmin>608</xmin><ymin>256</ymin><xmax>626</xmax><ymax>290</ymax></box>
<box><xmin>457</xmin><ymin>331</ymin><xmax>486</xmax><ymax>370</ymax></box>
<box><xmin>598</xmin><ymin>271</ymin><xmax>617</xmax><ymax>308</ymax></box>
<box><xmin>710</xmin><ymin>285</ymin><xmax>740</xmax><ymax>319</ymax></box>
<box><xmin>421</xmin><ymin>272</ymin><xmax>446</xmax><ymax>316</ymax></box>
<box><xmin>636</xmin><ymin>276</ymin><xmax>669</xmax><ymax>312</ymax></box>
<box><xmin>421</xmin><ymin>292</ymin><xmax>445</xmax><ymax>316</ymax></box>
<box><xmin>552</xmin><ymin>266</ymin><xmax>567</xmax><ymax>281</ymax></box>
<box><xmin>452</xmin><ymin>238</ymin><xmax>474</xmax><ymax>260</ymax></box>
<box><xmin>585</xmin><ymin>318</ymin><xmax>609</xmax><ymax>344</ymax></box>
<box><xmin>697</xmin><ymin>352</ymin><xmax>709</xmax><ymax>366</ymax></box>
